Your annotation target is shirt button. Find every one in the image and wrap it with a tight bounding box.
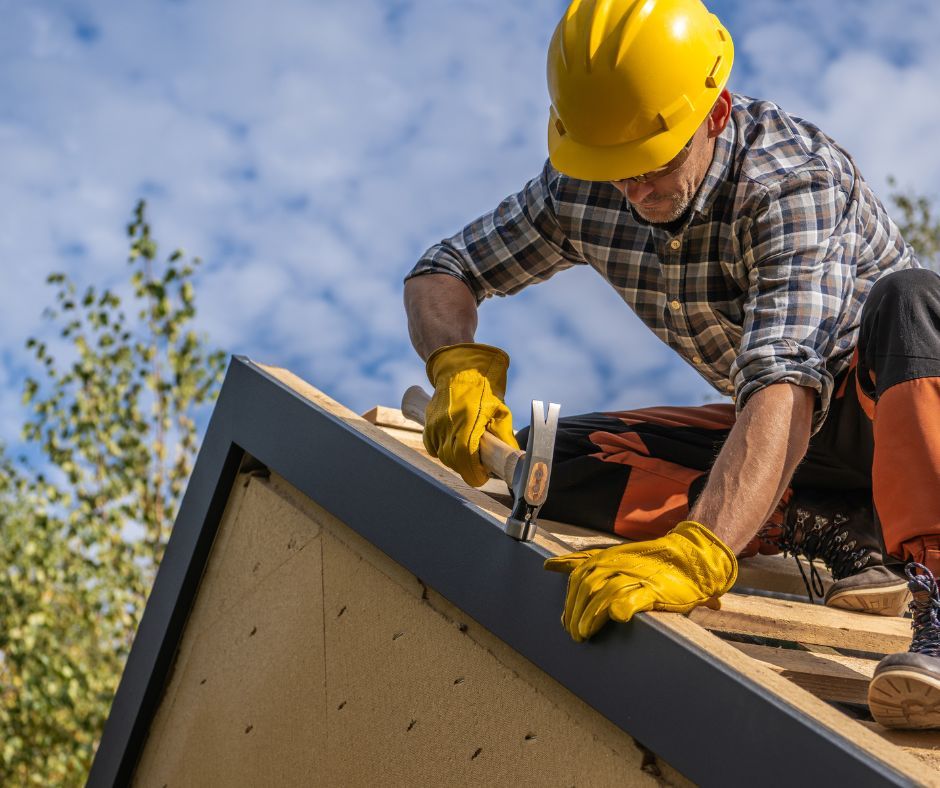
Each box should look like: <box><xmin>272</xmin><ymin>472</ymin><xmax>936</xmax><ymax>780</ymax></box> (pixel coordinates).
<box><xmin>670</xmin><ymin>300</ymin><xmax>681</xmax><ymax>311</ymax></box>
<box><xmin>669</xmin><ymin>239</ymin><xmax>681</xmax><ymax>250</ymax></box>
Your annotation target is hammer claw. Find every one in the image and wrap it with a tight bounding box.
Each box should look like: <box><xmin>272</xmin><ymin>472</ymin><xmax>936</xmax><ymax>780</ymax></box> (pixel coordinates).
<box><xmin>401</xmin><ymin>384</ymin><xmax>560</xmax><ymax>543</ymax></box>
<box><xmin>506</xmin><ymin>399</ymin><xmax>560</xmax><ymax>541</ymax></box>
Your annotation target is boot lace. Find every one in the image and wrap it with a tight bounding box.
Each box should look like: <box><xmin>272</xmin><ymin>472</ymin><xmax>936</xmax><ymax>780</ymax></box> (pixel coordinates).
<box><xmin>776</xmin><ymin>507</ymin><xmax>871</xmax><ymax>602</ymax></box>
<box><xmin>907</xmin><ymin>562</ymin><xmax>940</xmax><ymax>658</ymax></box>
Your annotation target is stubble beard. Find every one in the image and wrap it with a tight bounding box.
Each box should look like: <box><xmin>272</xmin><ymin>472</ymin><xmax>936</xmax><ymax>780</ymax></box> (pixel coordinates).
<box><xmin>631</xmin><ymin>187</ymin><xmax>693</xmax><ymax>224</ymax></box>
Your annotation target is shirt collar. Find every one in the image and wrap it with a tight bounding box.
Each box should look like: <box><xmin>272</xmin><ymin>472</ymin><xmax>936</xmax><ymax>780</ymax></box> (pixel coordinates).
<box><xmin>690</xmin><ymin>114</ymin><xmax>736</xmax><ymax>217</ymax></box>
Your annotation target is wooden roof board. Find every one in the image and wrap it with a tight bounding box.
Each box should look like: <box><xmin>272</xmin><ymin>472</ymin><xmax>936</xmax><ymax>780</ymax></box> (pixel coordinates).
<box><xmin>88</xmin><ymin>358</ymin><xmax>935</xmax><ymax>787</ymax></box>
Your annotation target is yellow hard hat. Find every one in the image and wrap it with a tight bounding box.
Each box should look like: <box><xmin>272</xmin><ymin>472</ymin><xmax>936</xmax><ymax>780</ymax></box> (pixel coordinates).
<box><xmin>547</xmin><ymin>0</ymin><xmax>734</xmax><ymax>181</ymax></box>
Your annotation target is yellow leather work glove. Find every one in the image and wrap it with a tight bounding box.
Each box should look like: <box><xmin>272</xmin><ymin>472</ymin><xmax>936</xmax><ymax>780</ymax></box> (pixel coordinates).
<box><xmin>543</xmin><ymin>521</ymin><xmax>738</xmax><ymax>642</ymax></box>
<box><xmin>424</xmin><ymin>343</ymin><xmax>520</xmax><ymax>487</ymax></box>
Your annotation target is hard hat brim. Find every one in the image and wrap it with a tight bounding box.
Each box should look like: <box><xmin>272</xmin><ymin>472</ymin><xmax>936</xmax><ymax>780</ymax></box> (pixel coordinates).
<box><xmin>548</xmin><ymin>101</ymin><xmax>710</xmax><ymax>183</ymax></box>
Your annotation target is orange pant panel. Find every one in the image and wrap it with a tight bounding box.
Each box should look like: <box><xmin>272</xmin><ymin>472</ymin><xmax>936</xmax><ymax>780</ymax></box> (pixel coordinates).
<box><xmin>900</xmin><ymin>536</ymin><xmax>940</xmax><ymax>576</ymax></box>
<box><xmin>612</xmin><ymin>403</ymin><xmax>736</xmax><ymax>431</ymax></box>
<box><xmin>873</xmin><ymin>377</ymin><xmax>940</xmax><ymax>561</ymax></box>
<box><xmin>613</xmin><ymin>465</ymin><xmax>701</xmax><ymax>542</ymax></box>
<box><xmin>588</xmin><ymin>427</ymin><xmax>701</xmax><ymax>540</ymax></box>
<box><xmin>587</xmin><ymin>424</ymin><xmax>785</xmax><ymax>555</ymax></box>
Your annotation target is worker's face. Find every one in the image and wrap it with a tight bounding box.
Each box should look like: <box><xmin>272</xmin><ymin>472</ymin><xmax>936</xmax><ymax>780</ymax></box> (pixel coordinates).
<box><xmin>610</xmin><ymin>124</ymin><xmax>714</xmax><ymax>224</ymax></box>
<box><xmin>609</xmin><ymin>89</ymin><xmax>731</xmax><ymax>225</ymax></box>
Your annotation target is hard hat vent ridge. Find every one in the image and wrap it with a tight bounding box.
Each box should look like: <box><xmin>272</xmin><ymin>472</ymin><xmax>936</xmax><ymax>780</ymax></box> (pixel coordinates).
<box><xmin>615</xmin><ymin>0</ymin><xmax>657</xmax><ymax>69</ymax></box>
<box><xmin>562</xmin><ymin>0</ymin><xmax>651</xmax><ymax>72</ymax></box>
<box><xmin>587</xmin><ymin>0</ymin><xmax>616</xmax><ymax>65</ymax></box>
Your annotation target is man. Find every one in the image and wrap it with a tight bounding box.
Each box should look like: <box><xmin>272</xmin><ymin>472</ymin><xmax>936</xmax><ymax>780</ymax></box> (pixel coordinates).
<box><xmin>404</xmin><ymin>0</ymin><xmax>940</xmax><ymax>729</ymax></box>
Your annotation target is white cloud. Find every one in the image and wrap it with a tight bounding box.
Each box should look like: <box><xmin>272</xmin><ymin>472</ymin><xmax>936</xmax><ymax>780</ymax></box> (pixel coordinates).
<box><xmin>732</xmin><ymin>0</ymin><xmax>940</xmax><ymax>196</ymax></box>
<box><xmin>1</xmin><ymin>0</ymin><xmax>938</xmax><ymax>462</ymax></box>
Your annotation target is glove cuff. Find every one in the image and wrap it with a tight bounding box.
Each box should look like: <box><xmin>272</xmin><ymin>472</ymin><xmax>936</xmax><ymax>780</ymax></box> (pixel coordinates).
<box><xmin>672</xmin><ymin>520</ymin><xmax>739</xmax><ymax>593</ymax></box>
<box><xmin>425</xmin><ymin>343</ymin><xmax>511</xmax><ymax>393</ymax></box>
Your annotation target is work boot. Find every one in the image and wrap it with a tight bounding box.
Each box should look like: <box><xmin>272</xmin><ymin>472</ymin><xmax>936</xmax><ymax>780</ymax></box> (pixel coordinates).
<box><xmin>869</xmin><ymin>563</ymin><xmax>940</xmax><ymax>729</ymax></box>
<box><xmin>776</xmin><ymin>488</ymin><xmax>910</xmax><ymax>616</ymax></box>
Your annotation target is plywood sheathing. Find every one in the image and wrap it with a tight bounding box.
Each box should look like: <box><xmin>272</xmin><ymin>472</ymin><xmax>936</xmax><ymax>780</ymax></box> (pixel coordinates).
<box><xmin>134</xmin><ymin>472</ymin><xmax>690</xmax><ymax>787</ymax></box>
<box><xmin>134</xmin><ymin>478</ymin><xmax>327</xmax><ymax>785</ymax></box>
<box><xmin>317</xmin><ymin>487</ymin><xmax>685</xmax><ymax>786</ymax></box>
<box><xmin>860</xmin><ymin>723</ymin><xmax>940</xmax><ymax>771</ymax></box>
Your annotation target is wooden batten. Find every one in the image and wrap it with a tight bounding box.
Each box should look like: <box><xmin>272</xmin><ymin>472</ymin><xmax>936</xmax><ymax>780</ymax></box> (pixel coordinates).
<box><xmin>689</xmin><ymin>593</ymin><xmax>911</xmax><ymax>654</ymax></box>
<box><xmin>361</xmin><ymin>404</ymin><xmax>424</xmax><ymax>433</ymax></box>
<box><xmin>727</xmin><ymin>641</ymin><xmax>877</xmax><ymax>706</ymax></box>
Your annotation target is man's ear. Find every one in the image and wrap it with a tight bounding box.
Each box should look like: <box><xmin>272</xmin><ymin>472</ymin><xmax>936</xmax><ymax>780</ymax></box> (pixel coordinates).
<box><xmin>707</xmin><ymin>89</ymin><xmax>732</xmax><ymax>138</ymax></box>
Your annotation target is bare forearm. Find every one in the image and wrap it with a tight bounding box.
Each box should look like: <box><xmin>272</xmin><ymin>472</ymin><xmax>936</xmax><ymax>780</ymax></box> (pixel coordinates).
<box><xmin>404</xmin><ymin>274</ymin><xmax>478</xmax><ymax>361</ymax></box>
<box><xmin>690</xmin><ymin>383</ymin><xmax>815</xmax><ymax>552</ymax></box>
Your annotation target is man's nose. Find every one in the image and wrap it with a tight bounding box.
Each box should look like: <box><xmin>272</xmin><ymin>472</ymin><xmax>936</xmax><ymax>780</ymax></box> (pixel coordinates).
<box><xmin>611</xmin><ymin>179</ymin><xmax>656</xmax><ymax>203</ymax></box>
<box><xmin>623</xmin><ymin>179</ymin><xmax>656</xmax><ymax>203</ymax></box>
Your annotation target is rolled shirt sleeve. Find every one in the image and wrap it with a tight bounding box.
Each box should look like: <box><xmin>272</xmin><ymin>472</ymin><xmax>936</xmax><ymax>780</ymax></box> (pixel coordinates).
<box><xmin>732</xmin><ymin>169</ymin><xmax>853</xmax><ymax>431</ymax></box>
<box><xmin>406</xmin><ymin>160</ymin><xmax>586</xmax><ymax>304</ymax></box>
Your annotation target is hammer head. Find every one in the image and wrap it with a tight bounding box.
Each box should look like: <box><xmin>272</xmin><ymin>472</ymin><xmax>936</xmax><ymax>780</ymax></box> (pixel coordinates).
<box><xmin>505</xmin><ymin>399</ymin><xmax>560</xmax><ymax>541</ymax></box>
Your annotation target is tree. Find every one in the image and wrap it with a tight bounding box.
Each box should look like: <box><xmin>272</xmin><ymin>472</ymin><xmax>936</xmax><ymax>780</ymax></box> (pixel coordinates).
<box><xmin>0</xmin><ymin>201</ymin><xmax>225</xmax><ymax>784</ymax></box>
<box><xmin>888</xmin><ymin>177</ymin><xmax>940</xmax><ymax>270</ymax></box>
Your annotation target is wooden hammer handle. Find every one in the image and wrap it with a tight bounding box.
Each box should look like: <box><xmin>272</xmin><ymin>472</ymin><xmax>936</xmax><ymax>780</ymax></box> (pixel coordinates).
<box><xmin>401</xmin><ymin>385</ymin><xmax>523</xmax><ymax>484</ymax></box>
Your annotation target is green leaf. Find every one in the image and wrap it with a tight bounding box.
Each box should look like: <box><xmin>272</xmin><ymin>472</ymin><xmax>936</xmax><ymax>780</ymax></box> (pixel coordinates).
<box><xmin>2</xmin><ymin>197</ymin><xmax>225</xmax><ymax>780</ymax></box>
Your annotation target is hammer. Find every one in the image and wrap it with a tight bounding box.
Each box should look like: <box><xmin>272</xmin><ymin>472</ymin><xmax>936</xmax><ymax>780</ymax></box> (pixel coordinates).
<box><xmin>401</xmin><ymin>386</ymin><xmax>560</xmax><ymax>542</ymax></box>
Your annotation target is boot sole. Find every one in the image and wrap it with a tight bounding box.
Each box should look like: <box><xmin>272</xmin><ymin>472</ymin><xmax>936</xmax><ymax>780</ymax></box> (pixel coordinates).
<box><xmin>869</xmin><ymin>668</ymin><xmax>940</xmax><ymax>729</ymax></box>
<box><xmin>825</xmin><ymin>581</ymin><xmax>911</xmax><ymax>617</ymax></box>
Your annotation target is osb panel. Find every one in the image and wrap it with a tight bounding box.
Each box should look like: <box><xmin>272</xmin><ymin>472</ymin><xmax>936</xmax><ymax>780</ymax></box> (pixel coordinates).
<box><xmin>860</xmin><ymin>722</ymin><xmax>940</xmax><ymax>771</ymax></box>
<box><xmin>131</xmin><ymin>479</ymin><xmax>249</xmax><ymax>762</ymax></box>
<box><xmin>319</xmin><ymin>518</ymin><xmax>664</xmax><ymax>785</ymax></box>
<box><xmin>192</xmin><ymin>474</ymin><xmax>323</xmax><ymax>627</ymax></box>
<box><xmin>134</xmin><ymin>473</ymin><xmax>686</xmax><ymax>787</ymax></box>
<box><xmin>134</xmin><ymin>479</ymin><xmax>326</xmax><ymax>786</ymax></box>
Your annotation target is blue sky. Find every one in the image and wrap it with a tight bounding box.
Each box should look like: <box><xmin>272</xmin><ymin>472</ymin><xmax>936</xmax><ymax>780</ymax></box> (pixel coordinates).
<box><xmin>2</xmin><ymin>0</ymin><xmax>940</xmax><ymax>457</ymax></box>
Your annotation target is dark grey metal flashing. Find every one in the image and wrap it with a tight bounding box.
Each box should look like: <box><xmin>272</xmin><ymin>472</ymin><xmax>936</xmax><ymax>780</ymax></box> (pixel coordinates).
<box><xmin>88</xmin><ymin>358</ymin><xmax>915</xmax><ymax>788</ymax></box>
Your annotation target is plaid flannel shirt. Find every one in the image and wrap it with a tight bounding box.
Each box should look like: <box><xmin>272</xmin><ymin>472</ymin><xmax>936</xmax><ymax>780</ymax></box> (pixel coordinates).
<box><xmin>407</xmin><ymin>94</ymin><xmax>919</xmax><ymax>430</ymax></box>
